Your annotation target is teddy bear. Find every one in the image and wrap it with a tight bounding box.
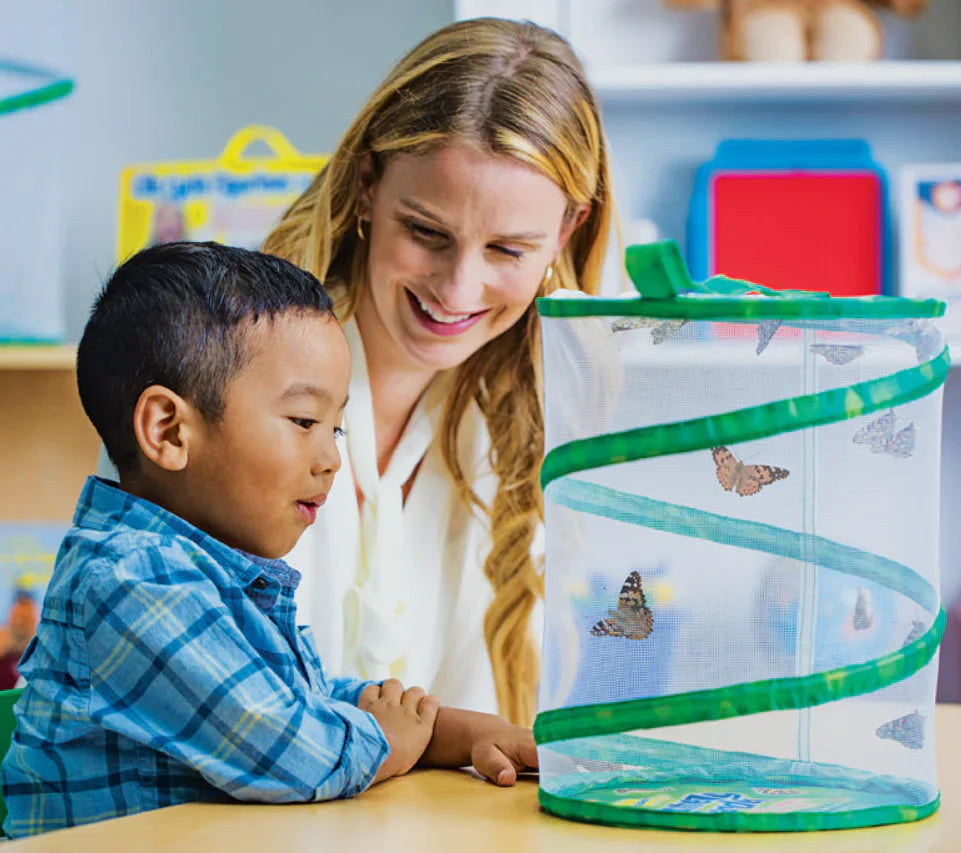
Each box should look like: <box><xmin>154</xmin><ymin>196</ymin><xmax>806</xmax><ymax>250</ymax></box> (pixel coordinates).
<box><xmin>664</xmin><ymin>0</ymin><xmax>929</xmax><ymax>61</ymax></box>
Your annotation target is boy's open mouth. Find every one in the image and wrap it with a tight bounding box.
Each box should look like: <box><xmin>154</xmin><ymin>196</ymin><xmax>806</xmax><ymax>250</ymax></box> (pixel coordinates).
<box><xmin>296</xmin><ymin>496</ymin><xmax>325</xmax><ymax>525</ymax></box>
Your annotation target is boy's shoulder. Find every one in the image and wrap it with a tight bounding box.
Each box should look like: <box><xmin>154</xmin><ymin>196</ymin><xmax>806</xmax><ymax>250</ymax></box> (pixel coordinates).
<box><xmin>46</xmin><ymin>517</ymin><xmax>226</xmax><ymax>624</ymax></box>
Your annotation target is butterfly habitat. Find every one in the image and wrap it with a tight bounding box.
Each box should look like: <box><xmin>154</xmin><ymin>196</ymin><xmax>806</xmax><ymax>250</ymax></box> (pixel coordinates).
<box><xmin>534</xmin><ymin>240</ymin><xmax>948</xmax><ymax>831</ymax></box>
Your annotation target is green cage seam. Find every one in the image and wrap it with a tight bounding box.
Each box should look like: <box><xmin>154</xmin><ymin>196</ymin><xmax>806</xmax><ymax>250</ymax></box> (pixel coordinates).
<box><xmin>537</xmin><ymin>788</ymin><xmax>940</xmax><ymax>833</ymax></box>
<box><xmin>0</xmin><ymin>77</ymin><xmax>74</xmax><ymax>117</ymax></box>
<box><xmin>536</xmin><ymin>295</ymin><xmax>945</xmax><ymax>321</ymax></box>
<box><xmin>541</xmin><ymin>346</ymin><xmax>949</xmax><ymax>490</ymax></box>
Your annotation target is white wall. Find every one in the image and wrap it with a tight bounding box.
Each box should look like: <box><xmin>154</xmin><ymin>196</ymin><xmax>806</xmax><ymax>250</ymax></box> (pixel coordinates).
<box><xmin>1</xmin><ymin>0</ymin><xmax>452</xmax><ymax>339</ymax></box>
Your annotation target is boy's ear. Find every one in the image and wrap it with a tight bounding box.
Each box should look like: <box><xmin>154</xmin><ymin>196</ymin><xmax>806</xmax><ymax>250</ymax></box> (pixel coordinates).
<box><xmin>132</xmin><ymin>385</ymin><xmax>197</xmax><ymax>472</ymax></box>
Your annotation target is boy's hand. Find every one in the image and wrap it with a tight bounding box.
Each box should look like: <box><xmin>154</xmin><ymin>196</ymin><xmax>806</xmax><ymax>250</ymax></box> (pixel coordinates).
<box><xmin>469</xmin><ymin>721</ymin><xmax>538</xmax><ymax>787</ymax></box>
<box><xmin>359</xmin><ymin>679</ymin><xmax>439</xmax><ymax>784</ymax></box>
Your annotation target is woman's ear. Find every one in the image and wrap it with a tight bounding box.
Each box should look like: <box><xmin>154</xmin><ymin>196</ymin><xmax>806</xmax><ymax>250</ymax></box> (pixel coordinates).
<box><xmin>356</xmin><ymin>151</ymin><xmax>378</xmax><ymax>218</ymax></box>
<box><xmin>132</xmin><ymin>385</ymin><xmax>196</xmax><ymax>472</ymax></box>
<box><xmin>557</xmin><ymin>203</ymin><xmax>591</xmax><ymax>253</ymax></box>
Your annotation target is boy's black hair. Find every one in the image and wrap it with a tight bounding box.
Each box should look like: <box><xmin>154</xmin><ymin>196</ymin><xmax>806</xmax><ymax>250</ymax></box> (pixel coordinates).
<box><xmin>77</xmin><ymin>241</ymin><xmax>335</xmax><ymax>473</ymax></box>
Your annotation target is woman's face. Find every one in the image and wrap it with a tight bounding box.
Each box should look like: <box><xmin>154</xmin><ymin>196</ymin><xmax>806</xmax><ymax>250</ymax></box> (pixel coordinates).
<box><xmin>355</xmin><ymin>143</ymin><xmax>585</xmax><ymax>375</ymax></box>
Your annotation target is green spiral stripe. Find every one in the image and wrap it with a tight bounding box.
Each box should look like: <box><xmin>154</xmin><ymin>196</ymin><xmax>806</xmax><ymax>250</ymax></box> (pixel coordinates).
<box><xmin>541</xmin><ymin>347</ymin><xmax>949</xmax><ymax>491</ymax></box>
<box><xmin>534</xmin><ymin>477</ymin><xmax>944</xmax><ymax>746</ymax></box>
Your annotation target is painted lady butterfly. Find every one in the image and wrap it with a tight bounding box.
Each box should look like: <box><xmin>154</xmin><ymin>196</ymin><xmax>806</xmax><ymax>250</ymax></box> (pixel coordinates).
<box><xmin>853</xmin><ymin>410</ymin><xmax>916</xmax><ymax>459</ymax></box>
<box><xmin>756</xmin><ymin>319</ymin><xmax>782</xmax><ymax>355</ymax></box>
<box><xmin>876</xmin><ymin>711</ymin><xmax>924</xmax><ymax>750</ymax></box>
<box><xmin>590</xmin><ymin>571</ymin><xmax>654</xmax><ymax>641</ymax></box>
<box><xmin>810</xmin><ymin>343</ymin><xmax>864</xmax><ymax>365</ymax></box>
<box><xmin>711</xmin><ymin>446</ymin><xmax>790</xmax><ymax>497</ymax></box>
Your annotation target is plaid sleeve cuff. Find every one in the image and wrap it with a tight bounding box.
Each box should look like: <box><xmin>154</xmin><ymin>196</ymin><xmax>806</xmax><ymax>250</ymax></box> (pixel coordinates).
<box><xmin>313</xmin><ymin>701</ymin><xmax>389</xmax><ymax>799</ymax></box>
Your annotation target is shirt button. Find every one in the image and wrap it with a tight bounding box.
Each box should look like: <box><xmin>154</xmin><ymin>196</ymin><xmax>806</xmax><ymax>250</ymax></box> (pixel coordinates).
<box><xmin>251</xmin><ymin>577</ymin><xmax>269</xmax><ymax>590</ymax></box>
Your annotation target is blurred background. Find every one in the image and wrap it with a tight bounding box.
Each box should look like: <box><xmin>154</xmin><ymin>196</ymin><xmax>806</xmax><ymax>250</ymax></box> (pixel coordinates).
<box><xmin>2</xmin><ymin>0</ymin><xmax>961</xmax><ymax>697</ymax></box>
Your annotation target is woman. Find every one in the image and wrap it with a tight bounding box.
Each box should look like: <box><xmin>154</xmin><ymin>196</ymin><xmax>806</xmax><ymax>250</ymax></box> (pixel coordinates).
<box><xmin>263</xmin><ymin>17</ymin><xmax>614</xmax><ymax>725</ymax></box>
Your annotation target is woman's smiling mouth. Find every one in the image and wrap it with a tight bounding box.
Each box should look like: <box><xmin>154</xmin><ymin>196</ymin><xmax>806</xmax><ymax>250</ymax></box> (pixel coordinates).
<box><xmin>405</xmin><ymin>288</ymin><xmax>488</xmax><ymax>336</ymax></box>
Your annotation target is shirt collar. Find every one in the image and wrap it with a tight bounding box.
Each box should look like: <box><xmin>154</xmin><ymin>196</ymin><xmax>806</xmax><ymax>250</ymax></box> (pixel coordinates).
<box><xmin>75</xmin><ymin>476</ymin><xmax>301</xmax><ymax>594</ymax></box>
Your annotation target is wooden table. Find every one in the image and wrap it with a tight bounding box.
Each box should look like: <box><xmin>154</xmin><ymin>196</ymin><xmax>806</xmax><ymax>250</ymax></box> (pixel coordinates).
<box><xmin>9</xmin><ymin>705</ymin><xmax>960</xmax><ymax>852</ymax></box>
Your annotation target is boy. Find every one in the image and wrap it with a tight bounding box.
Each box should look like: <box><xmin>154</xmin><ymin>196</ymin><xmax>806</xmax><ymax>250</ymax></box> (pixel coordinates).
<box><xmin>1</xmin><ymin>242</ymin><xmax>535</xmax><ymax>838</ymax></box>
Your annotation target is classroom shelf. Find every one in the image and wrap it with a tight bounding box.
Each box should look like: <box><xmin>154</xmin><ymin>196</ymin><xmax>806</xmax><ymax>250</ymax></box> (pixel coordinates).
<box><xmin>589</xmin><ymin>60</ymin><xmax>961</xmax><ymax>104</ymax></box>
<box><xmin>0</xmin><ymin>344</ymin><xmax>76</xmax><ymax>370</ymax></box>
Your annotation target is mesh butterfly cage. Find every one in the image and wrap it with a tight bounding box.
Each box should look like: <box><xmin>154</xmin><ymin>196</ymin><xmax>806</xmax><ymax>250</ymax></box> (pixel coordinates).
<box><xmin>534</xmin><ymin>241</ymin><xmax>948</xmax><ymax>832</ymax></box>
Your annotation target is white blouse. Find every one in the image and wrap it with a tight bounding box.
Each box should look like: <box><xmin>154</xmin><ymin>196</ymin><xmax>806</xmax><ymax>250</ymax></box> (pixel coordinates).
<box><xmin>286</xmin><ymin>320</ymin><xmax>501</xmax><ymax>712</ymax></box>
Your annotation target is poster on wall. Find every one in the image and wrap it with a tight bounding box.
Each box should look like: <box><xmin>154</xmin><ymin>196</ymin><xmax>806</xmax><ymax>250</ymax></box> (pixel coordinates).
<box><xmin>900</xmin><ymin>164</ymin><xmax>961</xmax><ymax>357</ymax></box>
<box><xmin>116</xmin><ymin>125</ymin><xmax>326</xmax><ymax>261</ymax></box>
<box><xmin>0</xmin><ymin>523</ymin><xmax>63</xmax><ymax>689</ymax></box>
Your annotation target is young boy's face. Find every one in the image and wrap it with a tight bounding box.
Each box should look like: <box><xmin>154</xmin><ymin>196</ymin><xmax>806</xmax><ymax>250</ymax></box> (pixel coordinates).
<box><xmin>181</xmin><ymin>310</ymin><xmax>350</xmax><ymax>559</ymax></box>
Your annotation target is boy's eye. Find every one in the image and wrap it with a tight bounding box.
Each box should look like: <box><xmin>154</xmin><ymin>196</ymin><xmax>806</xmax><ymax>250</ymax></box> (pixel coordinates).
<box><xmin>290</xmin><ymin>417</ymin><xmax>316</xmax><ymax>430</ymax></box>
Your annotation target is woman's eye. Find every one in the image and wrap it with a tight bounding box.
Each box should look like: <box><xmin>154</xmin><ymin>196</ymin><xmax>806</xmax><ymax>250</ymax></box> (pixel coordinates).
<box><xmin>334</xmin><ymin>427</ymin><xmax>346</xmax><ymax>439</ymax></box>
<box><xmin>408</xmin><ymin>221</ymin><xmax>446</xmax><ymax>242</ymax></box>
<box><xmin>290</xmin><ymin>417</ymin><xmax>316</xmax><ymax>430</ymax></box>
<box><xmin>491</xmin><ymin>244</ymin><xmax>524</xmax><ymax>259</ymax></box>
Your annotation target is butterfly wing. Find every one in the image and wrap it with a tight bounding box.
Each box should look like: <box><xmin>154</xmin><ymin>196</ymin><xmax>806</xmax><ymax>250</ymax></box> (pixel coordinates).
<box><xmin>756</xmin><ymin>319</ymin><xmax>782</xmax><ymax>355</ymax></box>
<box><xmin>902</xmin><ymin>620</ymin><xmax>927</xmax><ymax>647</ymax></box>
<box><xmin>853</xmin><ymin>410</ymin><xmax>896</xmax><ymax>452</ymax></box>
<box><xmin>853</xmin><ymin>587</ymin><xmax>873</xmax><ymax>631</ymax></box>
<box><xmin>810</xmin><ymin>343</ymin><xmax>864</xmax><ymax>365</ymax></box>
<box><xmin>711</xmin><ymin>446</ymin><xmax>739</xmax><ymax>492</ymax></box>
<box><xmin>590</xmin><ymin>615</ymin><xmax>625</xmax><ymax>637</ymax></box>
<box><xmin>876</xmin><ymin>711</ymin><xmax>925</xmax><ymax>750</ymax></box>
<box><xmin>734</xmin><ymin>463</ymin><xmax>790</xmax><ymax>496</ymax></box>
<box><xmin>610</xmin><ymin>316</ymin><xmax>657</xmax><ymax>333</ymax></box>
<box><xmin>651</xmin><ymin>319</ymin><xmax>687</xmax><ymax>345</ymax></box>
<box><xmin>885</xmin><ymin>423</ymin><xmax>916</xmax><ymax>459</ymax></box>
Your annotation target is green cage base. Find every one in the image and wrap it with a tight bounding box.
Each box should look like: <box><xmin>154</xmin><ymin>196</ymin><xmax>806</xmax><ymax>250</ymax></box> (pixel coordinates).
<box><xmin>539</xmin><ymin>781</ymin><xmax>939</xmax><ymax>833</ymax></box>
<box><xmin>538</xmin><ymin>736</ymin><xmax>939</xmax><ymax>832</ymax></box>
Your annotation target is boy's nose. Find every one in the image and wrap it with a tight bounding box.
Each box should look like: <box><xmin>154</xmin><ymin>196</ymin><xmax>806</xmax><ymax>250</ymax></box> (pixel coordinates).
<box><xmin>314</xmin><ymin>440</ymin><xmax>342</xmax><ymax>477</ymax></box>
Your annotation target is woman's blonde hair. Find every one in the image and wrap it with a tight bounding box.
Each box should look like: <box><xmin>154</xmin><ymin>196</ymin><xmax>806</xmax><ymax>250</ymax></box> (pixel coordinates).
<box><xmin>264</xmin><ymin>17</ymin><xmax>613</xmax><ymax>725</ymax></box>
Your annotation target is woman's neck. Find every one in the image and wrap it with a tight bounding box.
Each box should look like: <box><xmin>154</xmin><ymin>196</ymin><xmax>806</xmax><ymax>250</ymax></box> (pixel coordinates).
<box><xmin>354</xmin><ymin>305</ymin><xmax>437</xmax><ymax>477</ymax></box>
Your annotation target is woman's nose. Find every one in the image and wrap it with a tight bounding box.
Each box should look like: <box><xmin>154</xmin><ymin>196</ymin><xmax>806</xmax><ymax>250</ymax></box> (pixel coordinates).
<box><xmin>436</xmin><ymin>249</ymin><xmax>486</xmax><ymax>310</ymax></box>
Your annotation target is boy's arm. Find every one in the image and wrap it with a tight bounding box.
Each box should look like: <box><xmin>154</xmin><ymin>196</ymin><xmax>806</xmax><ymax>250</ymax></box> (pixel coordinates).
<box><xmin>417</xmin><ymin>707</ymin><xmax>538</xmax><ymax>786</ymax></box>
<box><xmin>83</xmin><ymin>549</ymin><xmax>389</xmax><ymax>803</ymax></box>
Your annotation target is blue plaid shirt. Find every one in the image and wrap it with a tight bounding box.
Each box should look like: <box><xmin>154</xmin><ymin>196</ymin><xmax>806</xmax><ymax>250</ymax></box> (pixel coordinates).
<box><xmin>1</xmin><ymin>477</ymin><xmax>389</xmax><ymax>837</ymax></box>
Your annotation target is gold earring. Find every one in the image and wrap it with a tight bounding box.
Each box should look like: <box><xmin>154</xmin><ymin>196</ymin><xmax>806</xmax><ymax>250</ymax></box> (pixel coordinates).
<box><xmin>356</xmin><ymin>217</ymin><xmax>366</xmax><ymax>241</ymax></box>
<box><xmin>543</xmin><ymin>264</ymin><xmax>554</xmax><ymax>285</ymax></box>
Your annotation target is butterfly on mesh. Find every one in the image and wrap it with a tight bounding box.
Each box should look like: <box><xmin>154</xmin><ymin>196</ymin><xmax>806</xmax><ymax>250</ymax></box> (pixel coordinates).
<box><xmin>876</xmin><ymin>710</ymin><xmax>925</xmax><ymax>750</ymax></box>
<box><xmin>756</xmin><ymin>319</ymin><xmax>783</xmax><ymax>355</ymax></box>
<box><xmin>890</xmin><ymin>319</ymin><xmax>941</xmax><ymax>363</ymax></box>
<box><xmin>609</xmin><ymin>316</ymin><xmax>687</xmax><ymax>344</ymax></box>
<box><xmin>711</xmin><ymin>446</ymin><xmax>790</xmax><ymax>497</ymax></box>
<box><xmin>853</xmin><ymin>587</ymin><xmax>873</xmax><ymax>631</ymax></box>
<box><xmin>902</xmin><ymin>620</ymin><xmax>927</xmax><ymax>647</ymax></box>
<box><xmin>852</xmin><ymin>410</ymin><xmax>916</xmax><ymax>459</ymax></box>
<box><xmin>590</xmin><ymin>571</ymin><xmax>654</xmax><ymax>641</ymax></box>
<box><xmin>809</xmin><ymin>343</ymin><xmax>864</xmax><ymax>365</ymax></box>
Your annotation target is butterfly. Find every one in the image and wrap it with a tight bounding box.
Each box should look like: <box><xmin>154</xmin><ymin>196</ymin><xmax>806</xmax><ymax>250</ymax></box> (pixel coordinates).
<box><xmin>590</xmin><ymin>571</ymin><xmax>654</xmax><ymax>641</ymax></box>
<box><xmin>853</xmin><ymin>587</ymin><xmax>873</xmax><ymax>631</ymax></box>
<box><xmin>810</xmin><ymin>343</ymin><xmax>864</xmax><ymax>365</ymax></box>
<box><xmin>711</xmin><ymin>446</ymin><xmax>789</xmax><ymax>497</ymax></box>
<box><xmin>890</xmin><ymin>319</ymin><xmax>941</xmax><ymax>363</ymax></box>
<box><xmin>756</xmin><ymin>319</ymin><xmax>782</xmax><ymax>355</ymax></box>
<box><xmin>876</xmin><ymin>711</ymin><xmax>924</xmax><ymax>750</ymax></box>
<box><xmin>852</xmin><ymin>410</ymin><xmax>916</xmax><ymax>459</ymax></box>
<box><xmin>609</xmin><ymin>316</ymin><xmax>688</xmax><ymax>344</ymax></box>
<box><xmin>902</xmin><ymin>620</ymin><xmax>927</xmax><ymax>647</ymax></box>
